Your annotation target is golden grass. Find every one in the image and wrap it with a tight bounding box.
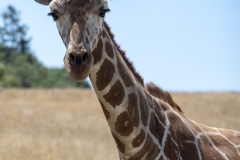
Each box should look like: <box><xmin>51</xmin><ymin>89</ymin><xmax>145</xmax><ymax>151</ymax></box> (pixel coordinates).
<box><xmin>0</xmin><ymin>89</ymin><xmax>239</xmax><ymax>160</ymax></box>
<box><xmin>172</xmin><ymin>92</ymin><xmax>240</xmax><ymax>131</ymax></box>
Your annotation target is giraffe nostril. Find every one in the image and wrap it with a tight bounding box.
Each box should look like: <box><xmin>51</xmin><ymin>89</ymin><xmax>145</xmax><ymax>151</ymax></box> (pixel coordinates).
<box><xmin>69</xmin><ymin>53</ymin><xmax>75</xmax><ymax>62</ymax></box>
<box><xmin>82</xmin><ymin>52</ymin><xmax>88</xmax><ymax>63</ymax></box>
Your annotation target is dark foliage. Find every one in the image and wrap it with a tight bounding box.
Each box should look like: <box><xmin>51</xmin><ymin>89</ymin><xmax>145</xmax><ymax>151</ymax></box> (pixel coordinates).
<box><xmin>0</xmin><ymin>44</ymin><xmax>90</xmax><ymax>88</ymax></box>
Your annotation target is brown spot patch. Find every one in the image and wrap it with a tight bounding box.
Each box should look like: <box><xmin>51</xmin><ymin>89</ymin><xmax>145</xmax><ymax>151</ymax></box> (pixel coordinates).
<box><xmin>159</xmin><ymin>157</ymin><xmax>164</xmax><ymax>160</ymax></box>
<box><xmin>208</xmin><ymin>134</ymin><xmax>239</xmax><ymax>159</ymax></box>
<box><xmin>164</xmin><ymin>134</ymin><xmax>180</xmax><ymax>160</ymax></box>
<box><xmin>218</xmin><ymin>129</ymin><xmax>240</xmax><ymax>144</ymax></box>
<box><xmin>154</xmin><ymin>99</ymin><xmax>166</xmax><ymax>125</ymax></box>
<box><xmin>105</xmin><ymin>41</ymin><xmax>114</xmax><ymax>58</ymax></box>
<box><xmin>138</xmin><ymin>91</ymin><xmax>149</xmax><ymax>126</ymax></box>
<box><xmin>127</xmin><ymin>93</ymin><xmax>139</xmax><ymax>127</ymax></box>
<box><xmin>199</xmin><ymin>135</ymin><xmax>226</xmax><ymax>160</ymax></box>
<box><xmin>167</xmin><ymin>112</ymin><xmax>186</xmax><ymax>134</ymax></box>
<box><xmin>168</xmin><ymin>112</ymin><xmax>195</xmax><ymax>139</ymax></box>
<box><xmin>129</xmin><ymin>135</ymin><xmax>158</xmax><ymax>160</ymax></box>
<box><xmin>167</xmin><ymin>112</ymin><xmax>200</xmax><ymax>160</ymax></box>
<box><xmin>103</xmin><ymin>80</ymin><xmax>125</xmax><ymax>108</ymax></box>
<box><xmin>145</xmin><ymin>92</ymin><xmax>154</xmax><ymax>109</ymax></box>
<box><xmin>115</xmin><ymin>111</ymin><xmax>134</xmax><ymax>136</ymax></box>
<box><xmin>144</xmin><ymin>142</ymin><xmax>160</xmax><ymax>160</ymax></box>
<box><xmin>99</xmin><ymin>100</ymin><xmax>110</xmax><ymax>120</ymax></box>
<box><xmin>92</xmin><ymin>39</ymin><xmax>103</xmax><ymax>65</ymax></box>
<box><xmin>132</xmin><ymin>129</ymin><xmax>145</xmax><ymax>148</ymax></box>
<box><xmin>158</xmin><ymin>99</ymin><xmax>170</xmax><ymax>111</ymax></box>
<box><xmin>188</xmin><ymin>120</ymin><xmax>206</xmax><ymax>134</ymax></box>
<box><xmin>96</xmin><ymin>59</ymin><xmax>115</xmax><ymax>91</ymax></box>
<box><xmin>112</xmin><ymin>133</ymin><xmax>125</xmax><ymax>153</ymax></box>
<box><xmin>117</xmin><ymin>57</ymin><xmax>134</xmax><ymax>87</ymax></box>
<box><xmin>149</xmin><ymin>112</ymin><xmax>165</xmax><ymax>145</ymax></box>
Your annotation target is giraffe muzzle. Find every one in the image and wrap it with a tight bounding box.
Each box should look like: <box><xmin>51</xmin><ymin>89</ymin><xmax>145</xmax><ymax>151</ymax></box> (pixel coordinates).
<box><xmin>64</xmin><ymin>46</ymin><xmax>94</xmax><ymax>82</ymax></box>
<box><xmin>69</xmin><ymin>50</ymin><xmax>88</xmax><ymax>65</ymax></box>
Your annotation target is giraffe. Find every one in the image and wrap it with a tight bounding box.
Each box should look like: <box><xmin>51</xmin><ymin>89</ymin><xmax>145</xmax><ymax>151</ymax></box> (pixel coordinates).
<box><xmin>35</xmin><ymin>0</ymin><xmax>240</xmax><ymax>159</ymax></box>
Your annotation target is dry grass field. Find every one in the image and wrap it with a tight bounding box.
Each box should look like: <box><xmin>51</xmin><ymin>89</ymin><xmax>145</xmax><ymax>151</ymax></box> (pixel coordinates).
<box><xmin>0</xmin><ymin>89</ymin><xmax>239</xmax><ymax>160</ymax></box>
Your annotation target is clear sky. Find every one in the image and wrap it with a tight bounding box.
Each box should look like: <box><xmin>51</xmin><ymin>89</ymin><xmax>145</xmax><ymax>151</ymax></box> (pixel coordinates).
<box><xmin>0</xmin><ymin>0</ymin><xmax>239</xmax><ymax>92</ymax></box>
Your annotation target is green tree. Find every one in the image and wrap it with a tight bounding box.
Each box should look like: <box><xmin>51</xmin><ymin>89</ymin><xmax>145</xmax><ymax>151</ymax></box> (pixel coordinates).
<box><xmin>0</xmin><ymin>5</ymin><xmax>31</xmax><ymax>54</ymax></box>
<box><xmin>0</xmin><ymin>5</ymin><xmax>90</xmax><ymax>89</ymax></box>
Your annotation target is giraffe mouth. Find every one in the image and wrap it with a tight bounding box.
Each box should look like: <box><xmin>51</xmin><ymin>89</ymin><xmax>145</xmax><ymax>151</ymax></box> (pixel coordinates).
<box><xmin>64</xmin><ymin>51</ymin><xmax>94</xmax><ymax>82</ymax></box>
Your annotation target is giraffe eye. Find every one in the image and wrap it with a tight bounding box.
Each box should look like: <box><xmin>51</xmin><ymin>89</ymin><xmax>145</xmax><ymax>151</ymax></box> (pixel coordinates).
<box><xmin>99</xmin><ymin>9</ymin><xmax>110</xmax><ymax>18</ymax></box>
<box><xmin>48</xmin><ymin>12</ymin><xmax>59</xmax><ymax>21</ymax></box>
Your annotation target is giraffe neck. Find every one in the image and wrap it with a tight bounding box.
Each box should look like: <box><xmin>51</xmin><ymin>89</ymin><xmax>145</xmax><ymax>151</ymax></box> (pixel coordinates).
<box><xmin>89</xmin><ymin>25</ymin><xmax>240</xmax><ymax>160</ymax></box>
<box><xmin>89</xmin><ymin>24</ymin><xmax>179</xmax><ymax>159</ymax></box>
<box><xmin>89</xmin><ymin>26</ymin><xmax>156</xmax><ymax>157</ymax></box>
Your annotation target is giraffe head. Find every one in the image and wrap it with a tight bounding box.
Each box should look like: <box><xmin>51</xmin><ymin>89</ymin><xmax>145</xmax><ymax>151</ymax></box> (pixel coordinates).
<box><xmin>35</xmin><ymin>0</ymin><xmax>109</xmax><ymax>81</ymax></box>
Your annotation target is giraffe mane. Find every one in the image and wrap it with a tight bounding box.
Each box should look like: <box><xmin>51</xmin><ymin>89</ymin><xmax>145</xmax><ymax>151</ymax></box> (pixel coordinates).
<box><xmin>103</xmin><ymin>21</ymin><xmax>144</xmax><ymax>86</ymax></box>
<box><xmin>103</xmin><ymin>22</ymin><xmax>182</xmax><ymax>113</ymax></box>
<box><xmin>146</xmin><ymin>82</ymin><xmax>183</xmax><ymax>113</ymax></box>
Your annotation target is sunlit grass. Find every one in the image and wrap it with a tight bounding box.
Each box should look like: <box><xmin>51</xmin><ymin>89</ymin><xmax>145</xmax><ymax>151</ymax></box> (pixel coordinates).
<box><xmin>0</xmin><ymin>89</ymin><xmax>239</xmax><ymax>159</ymax></box>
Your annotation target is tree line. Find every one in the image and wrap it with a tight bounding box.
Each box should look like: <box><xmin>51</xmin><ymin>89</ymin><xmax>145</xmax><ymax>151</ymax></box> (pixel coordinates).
<box><xmin>0</xmin><ymin>5</ymin><xmax>90</xmax><ymax>88</ymax></box>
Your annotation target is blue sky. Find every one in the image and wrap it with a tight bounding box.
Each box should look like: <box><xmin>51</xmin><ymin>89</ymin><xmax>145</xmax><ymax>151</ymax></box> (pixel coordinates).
<box><xmin>0</xmin><ymin>0</ymin><xmax>239</xmax><ymax>92</ymax></box>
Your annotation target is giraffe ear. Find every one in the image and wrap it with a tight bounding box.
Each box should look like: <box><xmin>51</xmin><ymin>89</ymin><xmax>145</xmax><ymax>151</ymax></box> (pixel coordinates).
<box><xmin>34</xmin><ymin>0</ymin><xmax>52</xmax><ymax>5</ymax></box>
<box><xmin>34</xmin><ymin>0</ymin><xmax>71</xmax><ymax>6</ymax></box>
